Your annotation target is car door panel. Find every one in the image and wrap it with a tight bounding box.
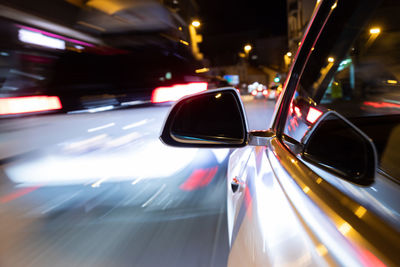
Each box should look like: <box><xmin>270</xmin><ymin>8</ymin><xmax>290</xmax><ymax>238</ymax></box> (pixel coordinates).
<box><xmin>228</xmin><ymin>144</ymin><xmax>328</xmax><ymax>267</ymax></box>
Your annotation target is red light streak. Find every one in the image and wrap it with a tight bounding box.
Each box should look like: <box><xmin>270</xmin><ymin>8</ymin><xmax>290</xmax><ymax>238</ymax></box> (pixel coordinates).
<box><xmin>151</xmin><ymin>82</ymin><xmax>208</xmax><ymax>103</ymax></box>
<box><xmin>0</xmin><ymin>96</ymin><xmax>62</xmax><ymax>115</ymax></box>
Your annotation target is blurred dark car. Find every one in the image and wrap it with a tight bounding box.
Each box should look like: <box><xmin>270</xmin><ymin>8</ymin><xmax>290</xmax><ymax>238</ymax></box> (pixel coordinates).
<box><xmin>160</xmin><ymin>0</ymin><xmax>400</xmax><ymax>265</ymax></box>
<box><xmin>0</xmin><ymin>16</ymin><xmax>207</xmax><ymax>116</ymax></box>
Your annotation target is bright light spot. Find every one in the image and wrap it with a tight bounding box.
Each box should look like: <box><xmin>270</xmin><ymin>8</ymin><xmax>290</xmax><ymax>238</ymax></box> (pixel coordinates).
<box><xmin>286</xmin><ymin>52</ymin><xmax>292</xmax><ymax>57</ymax></box>
<box><xmin>0</xmin><ymin>52</ymin><xmax>9</xmax><ymax>56</ymax></box>
<box><xmin>262</xmin><ymin>90</ymin><xmax>269</xmax><ymax>96</ymax></box>
<box><xmin>369</xmin><ymin>28</ymin><xmax>381</xmax><ymax>34</ymax></box>
<box><xmin>303</xmin><ymin>186</ymin><xmax>310</xmax><ymax>194</ymax></box>
<box><xmin>195</xmin><ymin>68</ymin><xmax>210</xmax><ymax>73</ymax></box>
<box><xmin>165</xmin><ymin>72</ymin><xmax>172</xmax><ymax>79</ymax></box>
<box><xmin>294</xmin><ymin>106</ymin><xmax>302</xmax><ymax>117</ymax></box>
<box><xmin>244</xmin><ymin>44</ymin><xmax>252</xmax><ymax>52</ymax></box>
<box><xmin>331</xmin><ymin>2</ymin><xmax>337</xmax><ymax>9</ymax></box>
<box><xmin>179</xmin><ymin>40</ymin><xmax>189</xmax><ymax>46</ymax></box>
<box><xmin>387</xmin><ymin>80</ymin><xmax>398</xmax><ymax>84</ymax></box>
<box><xmin>87</xmin><ymin>123</ymin><xmax>115</xmax><ymax>133</ymax></box>
<box><xmin>316</xmin><ymin>178</ymin><xmax>323</xmax><ymax>184</ymax></box>
<box><xmin>19</xmin><ymin>29</ymin><xmax>65</xmax><ymax>50</ymax></box>
<box><xmin>251</xmin><ymin>90</ymin><xmax>258</xmax><ymax>96</ymax></box>
<box><xmin>338</xmin><ymin>222</ymin><xmax>352</xmax><ymax>235</ymax></box>
<box><xmin>215</xmin><ymin>93</ymin><xmax>222</xmax><ymax>99</ymax></box>
<box><xmin>306</xmin><ymin>107</ymin><xmax>323</xmax><ymax>124</ymax></box>
<box><xmin>238</xmin><ymin>52</ymin><xmax>246</xmax><ymax>58</ymax></box>
<box><xmin>191</xmin><ymin>20</ymin><xmax>201</xmax><ymax>27</ymax></box>
<box><xmin>355</xmin><ymin>206</ymin><xmax>367</xmax><ymax>218</ymax></box>
<box><xmin>151</xmin><ymin>82</ymin><xmax>208</xmax><ymax>103</ymax></box>
<box><xmin>0</xmin><ymin>96</ymin><xmax>62</xmax><ymax>115</ymax></box>
<box><xmin>328</xmin><ymin>57</ymin><xmax>335</xmax><ymax>63</ymax></box>
<box><xmin>91</xmin><ymin>177</ymin><xmax>107</xmax><ymax>188</ymax></box>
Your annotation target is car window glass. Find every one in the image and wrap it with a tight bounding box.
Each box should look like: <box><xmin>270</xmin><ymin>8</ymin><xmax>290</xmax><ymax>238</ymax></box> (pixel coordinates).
<box><xmin>284</xmin><ymin>0</ymin><xmax>400</xmax><ymax>182</ymax></box>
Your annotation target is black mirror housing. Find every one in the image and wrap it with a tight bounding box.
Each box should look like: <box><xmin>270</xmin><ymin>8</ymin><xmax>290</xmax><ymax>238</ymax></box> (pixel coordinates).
<box><xmin>160</xmin><ymin>88</ymin><xmax>249</xmax><ymax>148</ymax></box>
<box><xmin>302</xmin><ymin>111</ymin><xmax>377</xmax><ymax>185</ymax></box>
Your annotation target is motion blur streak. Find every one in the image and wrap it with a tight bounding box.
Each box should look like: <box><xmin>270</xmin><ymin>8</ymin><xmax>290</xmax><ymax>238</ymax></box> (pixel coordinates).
<box><xmin>151</xmin><ymin>82</ymin><xmax>208</xmax><ymax>103</ymax></box>
<box><xmin>18</xmin><ymin>28</ymin><xmax>65</xmax><ymax>49</ymax></box>
<box><xmin>180</xmin><ymin>166</ymin><xmax>218</xmax><ymax>191</ymax></box>
<box><xmin>0</xmin><ymin>96</ymin><xmax>62</xmax><ymax>115</ymax></box>
<box><xmin>0</xmin><ymin>186</ymin><xmax>41</xmax><ymax>203</ymax></box>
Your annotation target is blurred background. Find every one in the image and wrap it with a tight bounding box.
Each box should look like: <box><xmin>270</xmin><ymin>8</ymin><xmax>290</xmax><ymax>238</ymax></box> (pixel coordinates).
<box><xmin>0</xmin><ymin>0</ymin><xmax>316</xmax><ymax>266</ymax></box>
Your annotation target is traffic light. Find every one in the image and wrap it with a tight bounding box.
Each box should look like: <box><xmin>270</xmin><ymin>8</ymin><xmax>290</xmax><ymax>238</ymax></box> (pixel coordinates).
<box><xmin>274</xmin><ymin>75</ymin><xmax>280</xmax><ymax>83</ymax></box>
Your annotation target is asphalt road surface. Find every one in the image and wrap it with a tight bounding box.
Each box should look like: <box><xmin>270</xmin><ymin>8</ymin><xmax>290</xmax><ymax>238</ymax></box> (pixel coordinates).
<box><xmin>0</xmin><ymin>96</ymin><xmax>276</xmax><ymax>267</ymax></box>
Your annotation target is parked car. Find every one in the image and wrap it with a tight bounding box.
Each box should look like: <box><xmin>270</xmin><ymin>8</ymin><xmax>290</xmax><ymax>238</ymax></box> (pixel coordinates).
<box><xmin>160</xmin><ymin>0</ymin><xmax>400</xmax><ymax>265</ymax></box>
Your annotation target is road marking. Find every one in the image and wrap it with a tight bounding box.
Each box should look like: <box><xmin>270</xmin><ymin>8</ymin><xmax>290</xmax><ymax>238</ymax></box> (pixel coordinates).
<box><xmin>88</xmin><ymin>122</ymin><xmax>115</xmax><ymax>132</ymax></box>
<box><xmin>142</xmin><ymin>184</ymin><xmax>166</xmax><ymax>208</ymax></box>
<box><xmin>122</xmin><ymin>119</ymin><xmax>153</xmax><ymax>130</ymax></box>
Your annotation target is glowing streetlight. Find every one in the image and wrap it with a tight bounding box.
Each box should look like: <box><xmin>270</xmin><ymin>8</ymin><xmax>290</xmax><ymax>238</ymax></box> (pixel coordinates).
<box><xmin>328</xmin><ymin>57</ymin><xmax>335</xmax><ymax>63</ymax></box>
<box><xmin>369</xmin><ymin>27</ymin><xmax>381</xmax><ymax>35</ymax></box>
<box><xmin>244</xmin><ymin>44</ymin><xmax>252</xmax><ymax>53</ymax></box>
<box><xmin>286</xmin><ymin>52</ymin><xmax>292</xmax><ymax>57</ymax></box>
<box><xmin>191</xmin><ymin>20</ymin><xmax>201</xmax><ymax>28</ymax></box>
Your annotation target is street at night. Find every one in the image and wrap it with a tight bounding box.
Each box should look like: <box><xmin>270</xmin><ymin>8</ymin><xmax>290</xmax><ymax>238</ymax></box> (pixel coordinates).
<box><xmin>1</xmin><ymin>0</ymin><xmax>400</xmax><ymax>266</ymax></box>
<box><xmin>0</xmin><ymin>98</ymin><xmax>276</xmax><ymax>267</ymax></box>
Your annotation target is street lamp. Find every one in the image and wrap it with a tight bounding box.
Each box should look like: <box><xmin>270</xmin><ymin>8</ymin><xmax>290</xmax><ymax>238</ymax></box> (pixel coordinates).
<box><xmin>369</xmin><ymin>27</ymin><xmax>381</xmax><ymax>35</ymax></box>
<box><xmin>244</xmin><ymin>44</ymin><xmax>252</xmax><ymax>53</ymax></box>
<box><xmin>191</xmin><ymin>20</ymin><xmax>201</xmax><ymax>28</ymax></box>
<box><xmin>286</xmin><ymin>52</ymin><xmax>292</xmax><ymax>57</ymax></box>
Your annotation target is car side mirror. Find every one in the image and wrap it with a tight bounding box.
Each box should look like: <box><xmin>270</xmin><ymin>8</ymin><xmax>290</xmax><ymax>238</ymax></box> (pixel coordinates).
<box><xmin>160</xmin><ymin>88</ymin><xmax>248</xmax><ymax>148</ymax></box>
<box><xmin>301</xmin><ymin>111</ymin><xmax>377</xmax><ymax>185</ymax></box>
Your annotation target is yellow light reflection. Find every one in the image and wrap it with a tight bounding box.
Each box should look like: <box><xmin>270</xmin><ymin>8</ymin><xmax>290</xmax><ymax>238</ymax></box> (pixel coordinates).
<box><xmin>303</xmin><ymin>186</ymin><xmax>310</xmax><ymax>194</ymax></box>
<box><xmin>370</xmin><ymin>27</ymin><xmax>381</xmax><ymax>34</ymax></box>
<box><xmin>316</xmin><ymin>244</ymin><xmax>328</xmax><ymax>256</ymax></box>
<box><xmin>195</xmin><ymin>68</ymin><xmax>210</xmax><ymax>73</ymax></box>
<box><xmin>328</xmin><ymin>57</ymin><xmax>335</xmax><ymax>63</ymax></box>
<box><xmin>215</xmin><ymin>93</ymin><xmax>222</xmax><ymax>99</ymax></box>
<box><xmin>355</xmin><ymin>206</ymin><xmax>367</xmax><ymax>218</ymax></box>
<box><xmin>331</xmin><ymin>2</ymin><xmax>337</xmax><ymax>10</ymax></box>
<box><xmin>180</xmin><ymin>40</ymin><xmax>189</xmax><ymax>46</ymax></box>
<box><xmin>339</xmin><ymin>222</ymin><xmax>352</xmax><ymax>235</ymax></box>
<box><xmin>316</xmin><ymin>178</ymin><xmax>323</xmax><ymax>184</ymax></box>
<box><xmin>286</xmin><ymin>52</ymin><xmax>292</xmax><ymax>57</ymax></box>
<box><xmin>387</xmin><ymin>80</ymin><xmax>398</xmax><ymax>84</ymax></box>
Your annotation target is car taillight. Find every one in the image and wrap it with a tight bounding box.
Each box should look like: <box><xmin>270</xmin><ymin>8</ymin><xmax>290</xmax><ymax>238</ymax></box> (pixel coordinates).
<box><xmin>251</xmin><ymin>90</ymin><xmax>258</xmax><ymax>96</ymax></box>
<box><xmin>0</xmin><ymin>96</ymin><xmax>62</xmax><ymax>115</ymax></box>
<box><xmin>262</xmin><ymin>90</ymin><xmax>269</xmax><ymax>96</ymax></box>
<box><xmin>151</xmin><ymin>82</ymin><xmax>208</xmax><ymax>103</ymax></box>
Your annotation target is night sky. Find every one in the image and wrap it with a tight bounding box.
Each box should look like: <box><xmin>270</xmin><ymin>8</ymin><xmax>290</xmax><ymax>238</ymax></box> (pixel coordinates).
<box><xmin>197</xmin><ymin>0</ymin><xmax>287</xmax><ymax>65</ymax></box>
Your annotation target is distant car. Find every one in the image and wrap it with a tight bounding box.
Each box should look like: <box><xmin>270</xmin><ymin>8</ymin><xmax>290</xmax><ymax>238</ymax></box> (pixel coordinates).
<box><xmin>249</xmin><ymin>82</ymin><xmax>268</xmax><ymax>99</ymax></box>
<box><xmin>160</xmin><ymin>0</ymin><xmax>400</xmax><ymax>265</ymax></box>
